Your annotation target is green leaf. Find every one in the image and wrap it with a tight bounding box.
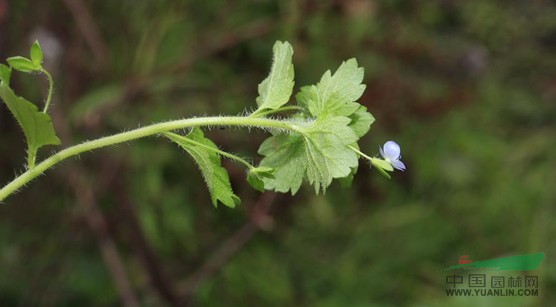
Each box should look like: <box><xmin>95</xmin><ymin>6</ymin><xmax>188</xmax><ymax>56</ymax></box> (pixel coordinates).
<box><xmin>247</xmin><ymin>173</ymin><xmax>265</xmax><ymax>192</ymax></box>
<box><xmin>255</xmin><ymin>41</ymin><xmax>294</xmax><ymax>111</ymax></box>
<box><xmin>7</xmin><ymin>56</ymin><xmax>38</xmax><ymax>73</ymax></box>
<box><xmin>348</xmin><ymin>105</ymin><xmax>375</xmax><ymax>138</ymax></box>
<box><xmin>0</xmin><ymin>64</ymin><xmax>11</xmax><ymax>84</ymax></box>
<box><xmin>296</xmin><ymin>58</ymin><xmax>366</xmax><ymax>118</ymax></box>
<box><xmin>247</xmin><ymin>166</ymin><xmax>275</xmax><ymax>192</ymax></box>
<box><xmin>30</xmin><ymin>40</ymin><xmax>44</xmax><ymax>67</ymax></box>
<box><xmin>257</xmin><ymin>57</ymin><xmax>374</xmax><ymax>194</ymax></box>
<box><xmin>258</xmin><ymin>133</ymin><xmax>306</xmax><ymax>194</ymax></box>
<box><xmin>166</xmin><ymin>129</ymin><xmax>240</xmax><ymax>208</ymax></box>
<box><xmin>0</xmin><ymin>82</ymin><xmax>61</xmax><ymax>165</ymax></box>
<box><xmin>259</xmin><ymin>116</ymin><xmax>358</xmax><ymax>194</ymax></box>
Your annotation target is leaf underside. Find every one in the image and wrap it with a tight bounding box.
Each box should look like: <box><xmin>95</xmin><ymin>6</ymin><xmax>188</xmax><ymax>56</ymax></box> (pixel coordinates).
<box><xmin>255</xmin><ymin>41</ymin><xmax>295</xmax><ymax>111</ymax></box>
<box><xmin>258</xmin><ymin>58</ymin><xmax>374</xmax><ymax>194</ymax></box>
<box><xmin>166</xmin><ymin>129</ymin><xmax>240</xmax><ymax>208</ymax></box>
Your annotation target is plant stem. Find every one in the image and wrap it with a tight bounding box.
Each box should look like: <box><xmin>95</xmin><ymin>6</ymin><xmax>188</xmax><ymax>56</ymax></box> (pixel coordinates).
<box><xmin>164</xmin><ymin>132</ymin><xmax>254</xmax><ymax>170</ymax></box>
<box><xmin>40</xmin><ymin>68</ymin><xmax>54</xmax><ymax>113</ymax></box>
<box><xmin>348</xmin><ymin>145</ymin><xmax>374</xmax><ymax>161</ymax></box>
<box><xmin>0</xmin><ymin>116</ymin><xmax>302</xmax><ymax>202</ymax></box>
<box><xmin>250</xmin><ymin>105</ymin><xmax>304</xmax><ymax>118</ymax></box>
<box><xmin>348</xmin><ymin>145</ymin><xmax>393</xmax><ymax>178</ymax></box>
<box><xmin>27</xmin><ymin>149</ymin><xmax>36</xmax><ymax>170</ymax></box>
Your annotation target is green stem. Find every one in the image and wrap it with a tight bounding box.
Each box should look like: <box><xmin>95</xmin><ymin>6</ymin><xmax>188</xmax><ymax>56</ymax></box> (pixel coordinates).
<box><xmin>164</xmin><ymin>132</ymin><xmax>254</xmax><ymax>170</ymax></box>
<box><xmin>250</xmin><ymin>105</ymin><xmax>304</xmax><ymax>118</ymax></box>
<box><xmin>27</xmin><ymin>149</ymin><xmax>36</xmax><ymax>169</ymax></box>
<box><xmin>348</xmin><ymin>145</ymin><xmax>391</xmax><ymax>168</ymax></box>
<box><xmin>40</xmin><ymin>68</ymin><xmax>54</xmax><ymax>113</ymax></box>
<box><xmin>348</xmin><ymin>145</ymin><xmax>374</xmax><ymax>161</ymax></box>
<box><xmin>0</xmin><ymin>116</ymin><xmax>302</xmax><ymax>202</ymax></box>
<box><xmin>348</xmin><ymin>145</ymin><xmax>393</xmax><ymax>178</ymax></box>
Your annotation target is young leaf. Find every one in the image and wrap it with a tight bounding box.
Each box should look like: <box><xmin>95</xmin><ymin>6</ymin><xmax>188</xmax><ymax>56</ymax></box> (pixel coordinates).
<box><xmin>0</xmin><ymin>64</ymin><xmax>11</xmax><ymax>84</ymax></box>
<box><xmin>166</xmin><ymin>129</ymin><xmax>240</xmax><ymax>208</ymax></box>
<box><xmin>30</xmin><ymin>41</ymin><xmax>44</xmax><ymax>67</ymax></box>
<box><xmin>247</xmin><ymin>166</ymin><xmax>274</xmax><ymax>192</ymax></box>
<box><xmin>247</xmin><ymin>173</ymin><xmax>265</xmax><ymax>192</ymax></box>
<box><xmin>0</xmin><ymin>82</ymin><xmax>61</xmax><ymax>165</ymax></box>
<box><xmin>255</xmin><ymin>41</ymin><xmax>294</xmax><ymax>111</ymax></box>
<box><xmin>6</xmin><ymin>56</ymin><xmax>38</xmax><ymax>73</ymax></box>
<box><xmin>259</xmin><ymin>116</ymin><xmax>358</xmax><ymax>194</ymax></box>
<box><xmin>296</xmin><ymin>58</ymin><xmax>366</xmax><ymax>118</ymax></box>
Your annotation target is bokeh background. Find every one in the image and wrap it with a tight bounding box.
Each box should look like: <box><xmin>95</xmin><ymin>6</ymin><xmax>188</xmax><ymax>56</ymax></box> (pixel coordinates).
<box><xmin>1</xmin><ymin>0</ymin><xmax>555</xmax><ymax>306</ymax></box>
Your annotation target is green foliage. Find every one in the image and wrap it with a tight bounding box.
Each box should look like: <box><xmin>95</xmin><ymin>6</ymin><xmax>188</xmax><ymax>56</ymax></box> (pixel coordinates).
<box><xmin>30</xmin><ymin>41</ymin><xmax>44</xmax><ymax>67</ymax></box>
<box><xmin>246</xmin><ymin>166</ymin><xmax>274</xmax><ymax>192</ymax></box>
<box><xmin>3</xmin><ymin>1</ymin><xmax>556</xmax><ymax>306</ymax></box>
<box><xmin>259</xmin><ymin>117</ymin><xmax>359</xmax><ymax>194</ymax></box>
<box><xmin>0</xmin><ymin>82</ymin><xmax>60</xmax><ymax>167</ymax></box>
<box><xmin>165</xmin><ymin>129</ymin><xmax>241</xmax><ymax>208</ymax></box>
<box><xmin>0</xmin><ymin>64</ymin><xmax>11</xmax><ymax>84</ymax></box>
<box><xmin>297</xmin><ymin>59</ymin><xmax>366</xmax><ymax>119</ymax></box>
<box><xmin>0</xmin><ymin>40</ymin><xmax>381</xmax><ymax>203</ymax></box>
<box><xmin>6</xmin><ymin>41</ymin><xmax>43</xmax><ymax>73</ymax></box>
<box><xmin>0</xmin><ymin>39</ymin><xmax>57</xmax><ymax>168</ymax></box>
<box><xmin>254</xmin><ymin>41</ymin><xmax>295</xmax><ymax>112</ymax></box>
<box><xmin>6</xmin><ymin>56</ymin><xmax>37</xmax><ymax>73</ymax></box>
<box><xmin>259</xmin><ymin>58</ymin><xmax>373</xmax><ymax>194</ymax></box>
<box><xmin>7</xmin><ymin>41</ymin><xmax>43</xmax><ymax>73</ymax></box>
<box><xmin>348</xmin><ymin>106</ymin><xmax>375</xmax><ymax>138</ymax></box>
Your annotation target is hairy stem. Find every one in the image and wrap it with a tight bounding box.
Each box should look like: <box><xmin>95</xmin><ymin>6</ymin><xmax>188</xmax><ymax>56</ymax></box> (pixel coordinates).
<box><xmin>27</xmin><ymin>148</ymin><xmax>36</xmax><ymax>170</ymax></box>
<box><xmin>250</xmin><ymin>105</ymin><xmax>304</xmax><ymax>118</ymax></box>
<box><xmin>41</xmin><ymin>68</ymin><xmax>54</xmax><ymax>113</ymax></box>
<box><xmin>348</xmin><ymin>145</ymin><xmax>373</xmax><ymax>161</ymax></box>
<box><xmin>0</xmin><ymin>116</ymin><xmax>302</xmax><ymax>202</ymax></box>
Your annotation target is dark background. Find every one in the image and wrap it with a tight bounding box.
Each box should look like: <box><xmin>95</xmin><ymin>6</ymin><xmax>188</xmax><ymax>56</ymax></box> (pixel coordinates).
<box><xmin>0</xmin><ymin>0</ymin><xmax>555</xmax><ymax>306</ymax></box>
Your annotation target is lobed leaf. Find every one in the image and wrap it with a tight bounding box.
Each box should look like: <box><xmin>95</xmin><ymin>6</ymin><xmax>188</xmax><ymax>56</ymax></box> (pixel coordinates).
<box><xmin>348</xmin><ymin>105</ymin><xmax>375</xmax><ymax>138</ymax></box>
<box><xmin>166</xmin><ymin>129</ymin><xmax>240</xmax><ymax>208</ymax></box>
<box><xmin>258</xmin><ymin>56</ymin><xmax>374</xmax><ymax>194</ymax></box>
<box><xmin>259</xmin><ymin>116</ymin><xmax>358</xmax><ymax>194</ymax></box>
<box><xmin>0</xmin><ymin>82</ymin><xmax>61</xmax><ymax>164</ymax></box>
<box><xmin>255</xmin><ymin>41</ymin><xmax>294</xmax><ymax>111</ymax></box>
<box><xmin>296</xmin><ymin>58</ymin><xmax>366</xmax><ymax>118</ymax></box>
<box><xmin>257</xmin><ymin>133</ymin><xmax>306</xmax><ymax>194</ymax></box>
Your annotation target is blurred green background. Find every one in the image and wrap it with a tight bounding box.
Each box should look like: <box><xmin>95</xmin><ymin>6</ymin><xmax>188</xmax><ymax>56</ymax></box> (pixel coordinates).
<box><xmin>1</xmin><ymin>0</ymin><xmax>555</xmax><ymax>306</ymax></box>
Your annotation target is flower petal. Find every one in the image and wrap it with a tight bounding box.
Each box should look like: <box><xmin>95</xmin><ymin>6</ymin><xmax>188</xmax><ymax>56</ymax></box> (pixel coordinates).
<box><xmin>383</xmin><ymin>141</ymin><xmax>401</xmax><ymax>160</ymax></box>
<box><xmin>390</xmin><ymin>159</ymin><xmax>406</xmax><ymax>171</ymax></box>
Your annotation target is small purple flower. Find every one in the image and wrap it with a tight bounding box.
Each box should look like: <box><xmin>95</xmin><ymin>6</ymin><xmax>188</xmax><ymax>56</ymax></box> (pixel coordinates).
<box><xmin>379</xmin><ymin>141</ymin><xmax>406</xmax><ymax>171</ymax></box>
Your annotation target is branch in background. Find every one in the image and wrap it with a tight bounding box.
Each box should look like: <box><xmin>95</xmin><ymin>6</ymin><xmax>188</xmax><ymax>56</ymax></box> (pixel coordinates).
<box><xmin>51</xmin><ymin>81</ymin><xmax>181</xmax><ymax>305</ymax></box>
<box><xmin>73</xmin><ymin>18</ymin><xmax>275</xmax><ymax>128</ymax></box>
<box><xmin>177</xmin><ymin>192</ymin><xmax>277</xmax><ymax>302</ymax></box>
<box><xmin>61</xmin><ymin>0</ymin><xmax>108</xmax><ymax>68</ymax></box>
<box><xmin>112</xmin><ymin>168</ymin><xmax>184</xmax><ymax>307</ymax></box>
<box><xmin>67</xmin><ymin>169</ymin><xmax>140</xmax><ymax>307</ymax></box>
<box><xmin>51</xmin><ymin>95</ymin><xmax>139</xmax><ymax>307</ymax></box>
<box><xmin>163</xmin><ymin>18</ymin><xmax>274</xmax><ymax>75</ymax></box>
